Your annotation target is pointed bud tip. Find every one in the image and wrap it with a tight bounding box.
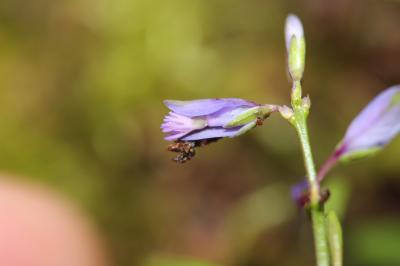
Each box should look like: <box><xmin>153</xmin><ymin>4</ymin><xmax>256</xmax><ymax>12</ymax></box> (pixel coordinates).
<box><xmin>302</xmin><ymin>95</ymin><xmax>311</xmax><ymax>109</ymax></box>
<box><xmin>285</xmin><ymin>14</ymin><xmax>304</xmax><ymax>51</ymax></box>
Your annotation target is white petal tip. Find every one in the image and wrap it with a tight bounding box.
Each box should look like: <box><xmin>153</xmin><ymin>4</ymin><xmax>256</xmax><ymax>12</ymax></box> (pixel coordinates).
<box><xmin>285</xmin><ymin>14</ymin><xmax>304</xmax><ymax>50</ymax></box>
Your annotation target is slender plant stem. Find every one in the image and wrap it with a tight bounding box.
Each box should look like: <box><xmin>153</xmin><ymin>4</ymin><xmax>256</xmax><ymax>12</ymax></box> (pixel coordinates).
<box><xmin>291</xmin><ymin>83</ymin><xmax>331</xmax><ymax>266</ymax></box>
<box><xmin>294</xmin><ymin>115</ymin><xmax>330</xmax><ymax>266</ymax></box>
<box><xmin>293</xmin><ymin>114</ymin><xmax>319</xmax><ymax>204</ymax></box>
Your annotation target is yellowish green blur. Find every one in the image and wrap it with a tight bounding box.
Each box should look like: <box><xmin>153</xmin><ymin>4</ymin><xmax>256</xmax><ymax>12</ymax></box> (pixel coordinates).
<box><xmin>0</xmin><ymin>0</ymin><xmax>399</xmax><ymax>265</ymax></box>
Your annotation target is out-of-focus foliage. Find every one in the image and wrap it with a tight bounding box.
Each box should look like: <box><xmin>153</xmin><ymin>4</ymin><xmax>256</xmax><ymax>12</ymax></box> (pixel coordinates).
<box><xmin>144</xmin><ymin>255</ymin><xmax>222</xmax><ymax>266</ymax></box>
<box><xmin>0</xmin><ymin>0</ymin><xmax>399</xmax><ymax>265</ymax></box>
<box><xmin>348</xmin><ymin>220</ymin><xmax>400</xmax><ymax>265</ymax></box>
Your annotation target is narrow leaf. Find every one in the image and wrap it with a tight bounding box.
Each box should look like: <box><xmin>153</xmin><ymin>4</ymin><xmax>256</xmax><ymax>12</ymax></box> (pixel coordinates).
<box><xmin>325</xmin><ymin>211</ymin><xmax>343</xmax><ymax>266</ymax></box>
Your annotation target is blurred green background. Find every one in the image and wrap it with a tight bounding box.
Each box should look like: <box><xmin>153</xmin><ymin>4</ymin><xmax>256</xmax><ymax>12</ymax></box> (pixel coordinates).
<box><xmin>0</xmin><ymin>0</ymin><xmax>400</xmax><ymax>265</ymax></box>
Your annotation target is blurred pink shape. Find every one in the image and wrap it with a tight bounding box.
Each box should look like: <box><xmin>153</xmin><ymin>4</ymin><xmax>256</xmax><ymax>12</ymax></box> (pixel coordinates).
<box><xmin>0</xmin><ymin>176</ymin><xmax>110</xmax><ymax>266</ymax></box>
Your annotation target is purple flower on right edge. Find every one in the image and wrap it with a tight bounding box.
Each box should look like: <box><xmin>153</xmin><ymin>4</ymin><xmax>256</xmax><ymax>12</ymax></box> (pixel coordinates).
<box><xmin>298</xmin><ymin>85</ymin><xmax>400</xmax><ymax>201</ymax></box>
<box><xmin>335</xmin><ymin>85</ymin><xmax>400</xmax><ymax>161</ymax></box>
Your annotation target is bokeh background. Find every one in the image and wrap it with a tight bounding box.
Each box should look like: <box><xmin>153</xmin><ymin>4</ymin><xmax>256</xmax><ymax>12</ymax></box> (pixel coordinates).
<box><xmin>0</xmin><ymin>0</ymin><xmax>399</xmax><ymax>265</ymax></box>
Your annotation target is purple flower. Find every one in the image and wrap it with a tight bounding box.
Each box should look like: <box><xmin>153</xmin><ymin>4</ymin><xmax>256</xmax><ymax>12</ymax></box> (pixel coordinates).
<box><xmin>161</xmin><ymin>98</ymin><xmax>275</xmax><ymax>142</ymax></box>
<box><xmin>317</xmin><ymin>85</ymin><xmax>400</xmax><ymax>180</ymax></box>
<box><xmin>338</xmin><ymin>85</ymin><xmax>400</xmax><ymax>158</ymax></box>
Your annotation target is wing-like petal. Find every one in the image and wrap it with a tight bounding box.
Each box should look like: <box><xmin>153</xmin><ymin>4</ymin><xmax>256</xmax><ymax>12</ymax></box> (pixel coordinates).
<box><xmin>164</xmin><ymin>98</ymin><xmax>257</xmax><ymax>117</ymax></box>
<box><xmin>180</xmin><ymin>126</ymin><xmax>243</xmax><ymax>141</ymax></box>
<box><xmin>344</xmin><ymin>86</ymin><xmax>400</xmax><ymax>142</ymax></box>
<box><xmin>338</xmin><ymin>85</ymin><xmax>400</xmax><ymax>159</ymax></box>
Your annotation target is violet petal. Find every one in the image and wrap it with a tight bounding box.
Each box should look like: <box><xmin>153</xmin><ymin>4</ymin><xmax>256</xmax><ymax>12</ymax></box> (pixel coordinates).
<box><xmin>164</xmin><ymin>131</ymin><xmax>190</xmax><ymax>141</ymax></box>
<box><xmin>338</xmin><ymin>85</ymin><xmax>400</xmax><ymax>159</ymax></box>
<box><xmin>164</xmin><ymin>98</ymin><xmax>257</xmax><ymax>117</ymax></box>
<box><xmin>206</xmin><ymin>107</ymin><xmax>253</xmax><ymax>127</ymax></box>
<box><xmin>285</xmin><ymin>14</ymin><xmax>304</xmax><ymax>52</ymax></box>
<box><xmin>180</xmin><ymin>126</ymin><xmax>243</xmax><ymax>141</ymax></box>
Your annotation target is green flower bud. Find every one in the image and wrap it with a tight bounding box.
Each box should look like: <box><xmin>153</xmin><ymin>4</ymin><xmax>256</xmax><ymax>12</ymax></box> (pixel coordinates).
<box><xmin>285</xmin><ymin>14</ymin><xmax>306</xmax><ymax>82</ymax></box>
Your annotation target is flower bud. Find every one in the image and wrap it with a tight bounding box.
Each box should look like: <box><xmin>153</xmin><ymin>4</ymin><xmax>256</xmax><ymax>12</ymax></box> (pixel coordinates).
<box><xmin>285</xmin><ymin>14</ymin><xmax>305</xmax><ymax>82</ymax></box>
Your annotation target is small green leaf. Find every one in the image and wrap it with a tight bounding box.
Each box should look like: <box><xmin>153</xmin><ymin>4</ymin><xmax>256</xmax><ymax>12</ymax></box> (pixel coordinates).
<box><xmin>325</xmin><ymin>211</ymin><xmax>343</xmax><ymax>266</ymax></box>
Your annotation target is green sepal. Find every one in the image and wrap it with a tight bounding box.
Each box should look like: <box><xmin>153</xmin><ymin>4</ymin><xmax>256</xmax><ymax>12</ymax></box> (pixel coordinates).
<box><xmin>230</xmin><ymin>120</ymin><xmax>257</xmax><ymax>137</ymax></box>
<box><xmin>225</xmin><ymin>106</ymin><xmax>272</xmax><ymax>128</ymax></box>
<box><xmin>288</xmin><ymin>36</ymin><xmax>306</xmax><ymax>82</ymax></box>
<box><xmin>325</xmin><ymin>211</ymin><xmax>343</xmax><ymax>266</ymax></box>
<box><xmin>339</xmin><ymin>147</ymin><xmax>382</xmax><ymax>163</ymax></box>
<box><xmin>390</xmin><ymin>90</ymin><xmax>400</xmax><ymax>106</ymax></box>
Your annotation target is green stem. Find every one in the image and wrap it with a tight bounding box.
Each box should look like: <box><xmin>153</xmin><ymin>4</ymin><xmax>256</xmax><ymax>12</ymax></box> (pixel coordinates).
<box><xmin>293</xmin><ymin>113</ymin><xmax>319</xmax><ymax>205</ymax></box>
<box><xmin>292</xmin><ymin>83</ymin><xmax>330</xmax><ymax>266</ymax></box>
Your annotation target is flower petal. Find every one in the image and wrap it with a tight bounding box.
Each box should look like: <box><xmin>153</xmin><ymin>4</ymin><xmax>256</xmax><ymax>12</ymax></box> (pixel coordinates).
<box><xmin>338</xmin><ymin>85</ymin><xmax>400</xmax><ymax>160</ymax></box>
<box><xmin>344</xmin><ymin>86</ymin><xmax>400</xmax><ymax>142</ymax></box>
<box><xmin>285</xmin><ymin>14</ymin><xmax>304</xmax><ymax>52</ymax></box>
<box><xmin>161</xmin><ymin>112</ymin><xmax>208</xmax><ymax>140</ymax></box>
<box><xmin>165</xmin><ymin>131</ymin><xmax>190</xmax><ymax>141</ymax></box>
<box><xmin>180</xmin><ymin>126</ymin><xmax>243</xmax><ymax>141</ymax></box>
<box><xmin>206</xmin><ymin>107</ymin><xmax>253</xmax><ymax>127</ymax></box>
<box><xmin>164</xmin><ymin>98</ymin><xmax>257</xmax><ymax>117</ymax></box>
